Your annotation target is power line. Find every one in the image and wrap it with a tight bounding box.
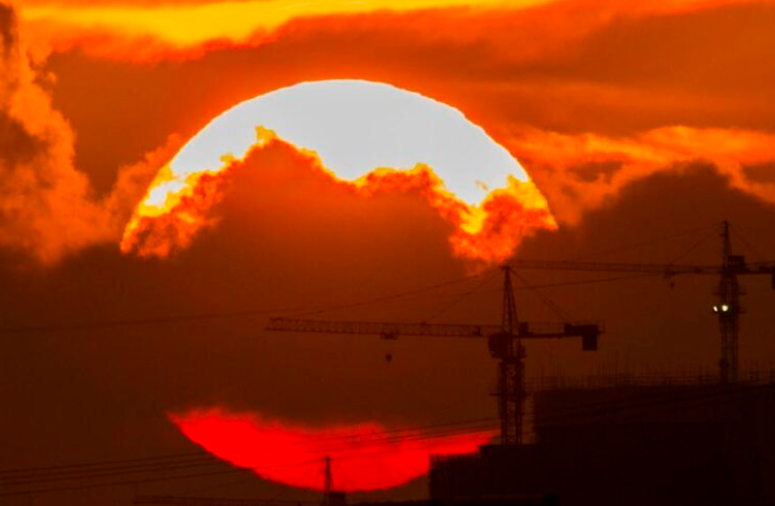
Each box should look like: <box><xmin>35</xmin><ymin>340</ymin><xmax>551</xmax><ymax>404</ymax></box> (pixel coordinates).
<box><xmin>730</xmin><ymin>224</ymin><xmax>767</xmax><ymax>262</ymax></box>
<box><xmin>515</xmin><ymin>273</ymin><xmax>662</xmax><ymax>290</ymax></box>
<box><xmin>280</xmin><ymin>417</ymin><xmax>497</xmax><ymax>447</ymax></box>
<box><xmin>0</xmin><ymin>271</ymin><xmax>673</xmax><ymax>338</ymax></box>
<box><xmin>0</xmin><ymin>451</ymin><xmax>212</xmax><ymax>476</ymax></box>
<box><xmin>510</xmin><ymin>268</ymin><xmax>571</xmax><ymax>322</ymax></box>
<box><xmin>425</xmin><ymin>270</ymin><xmax>500</xmax><ymax>322</ymax></box>
<box><xmin>0</xmin><ymin>417</ymin><xmax>497</xmax><ymax>483</ymax></box>
<box><xmin>4</xmin><ymin>381</ymin><xmax>772</xmax><ymax>497</ymax></box>
<box><xmin>0</xmin><ymin>465</ymin><xmax>274</xmax><ymax>498</ymax></box>
<box><xmin>285</xmin><ymin>269</ymin><xmax>498</xmax><ymax>319</ymax></box>
<box><xmin>567</xmin><ymin>223</ymin><xmax>716</xmax><ymax>261</ymax></box>
<box><xmin>0</xmin><ymin>272</ymin><xmax>496</xmax><ymax>337</ymax></box>
<box><xmin>664</xmin><ymin>227</ymin><xmax>715</xmax><ymax>265</ymax></box>
<box><xmin>0</xmin><ymin>307</ymin><xmax>306</xmax><ymax>336</ymax></box>
<box><xmin>0</xmin><ymin>420</ymin><xmax>497</xmax><ymax>498</ymax></box>
<box><xmin>1</xmin><ymin>459</ymin><xmax>231</xmax><ymax>487</ymax></box>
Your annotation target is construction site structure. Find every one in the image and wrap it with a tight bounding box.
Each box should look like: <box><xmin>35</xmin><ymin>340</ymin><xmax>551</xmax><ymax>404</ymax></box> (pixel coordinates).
<box><xmin>267</xmin><ymin>266</ymin><xmax>603</xmax><ymax>445</ymax></box>
<box><xmin>511</xmin><ymin>220</ymin><xmax>775</xmax><ymax>384</ymax></box>
<box><xmin>429</xmin><ymin>375</ymin><xmax>775</xmax><ymax>506</ymax></box>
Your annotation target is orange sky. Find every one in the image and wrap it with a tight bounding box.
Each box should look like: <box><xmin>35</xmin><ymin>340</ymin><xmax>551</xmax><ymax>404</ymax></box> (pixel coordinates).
<box><xmin>17</xmin><ymin>0</ymin><xmax>760</xmax><ymax>60</ymax></box>
<box><xmin>5</xmin><ymin>0</ymin><xmax>775</xmax><ymax>262</ymax></box>
<box><xmin>3</xmin><ymin>0</ymin><xmax>775</xmax><ymax>504</ymax></box>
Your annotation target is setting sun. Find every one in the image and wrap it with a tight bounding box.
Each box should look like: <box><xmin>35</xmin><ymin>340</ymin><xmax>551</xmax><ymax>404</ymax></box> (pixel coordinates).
<box><xmin>123</xmin><ymin>80</ymin><xmax>555</xmax><ymax>260</ymax></box>
<box><xmin>5</xmin><ymin>1</ymin><xmax>775</xmax><ymax>504</ymax></box>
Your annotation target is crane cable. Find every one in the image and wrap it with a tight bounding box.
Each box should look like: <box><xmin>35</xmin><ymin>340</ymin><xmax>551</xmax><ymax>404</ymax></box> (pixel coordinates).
<box><xmin>509</xmin><ymin>268</ymin><xmax>572</xmax><ymax>322</ymax></box>
<box><xmin>568</xmin><ymin>223</ymin><xmax>717</xmax><ymax>261</ymax></box>
<box><xmin>424</xmin><ymin>269</ymin><xmax>501</xmax><ymax>323</ymax></box>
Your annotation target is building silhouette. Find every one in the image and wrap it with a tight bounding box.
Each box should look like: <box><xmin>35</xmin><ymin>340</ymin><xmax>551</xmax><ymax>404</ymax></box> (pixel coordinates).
<box><xmin>430</xmin><ymin>374</ymin><xmax>775</xmax><ymax>506</ymax></box>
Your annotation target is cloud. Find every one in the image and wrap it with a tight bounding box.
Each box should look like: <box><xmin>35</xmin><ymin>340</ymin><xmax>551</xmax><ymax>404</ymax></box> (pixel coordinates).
<box><xmin>5</xmin><ymin>0</ymin><xmax>775</xmax><ymax>264</ymax></box>
<box><xmin>507</xmin><ymin>126</ymin><xmax>775</xmax><ymax>224</ymax></box>
<box><xmin>17</xmin><ymin>0</ymin><xmax>769</xmax><ymax>62</ymax></box>
<box><xmin>121</xmin><ymin>130</ymin><xmax>556</xmax><ymax>264</ymax></box>
<box><xmin>18</xmin><ymin>0</ymin><xmax>553</xmax><ymax>61</ymax></box>
<box><xmin>0</xmin><ymin>1</ymin><xmax>113</xmax><ymax>263</ymax></box>
<box><xmin>0</xmin><ymin>2</ymin><xmax>184</xmax><ymax>264</ymax></box>
<box><xmin>106</xmin><ymin>134</ymin><xmax>185</xmax><ymax>234</ymax></box>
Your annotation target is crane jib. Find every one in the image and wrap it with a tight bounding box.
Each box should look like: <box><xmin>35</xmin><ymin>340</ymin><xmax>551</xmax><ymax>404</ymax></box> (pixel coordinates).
<box><xmin>266</xmin><ymin>318</ymin><xmax>602</xmax><ymax>351</ymax></box>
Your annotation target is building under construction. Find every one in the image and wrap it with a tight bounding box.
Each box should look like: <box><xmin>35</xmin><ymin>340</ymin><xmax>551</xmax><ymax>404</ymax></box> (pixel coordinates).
<box><xmin>429</xmin><ymin>373</ymin><xmax>775</xmax><ymax>506</ymax></box>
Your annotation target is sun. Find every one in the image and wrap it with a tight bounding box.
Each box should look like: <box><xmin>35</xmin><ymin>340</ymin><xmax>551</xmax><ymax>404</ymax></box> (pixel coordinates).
<box><xmin>123</xmin><ymin>79</ymin><xmax>555</xmax><ymax>260</ymax></box>
<box><xmin>151</xmin><ymin>80</ymin><xmax>528</xmax><ymax>207</ymax></box>
<box><xmin>171</xmin><ymin>408</ymin><xmax>495</xmax><ymax>492</ymax></box>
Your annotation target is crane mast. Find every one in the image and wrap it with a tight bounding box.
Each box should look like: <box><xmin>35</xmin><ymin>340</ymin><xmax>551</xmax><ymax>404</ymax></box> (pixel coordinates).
<box><xmin>496</xmin><ymin>266</ymin><xmax>524</xmax><ymax>444</ymax></box>
<box><xmin>267</xmin><ymin>267</ymin><xmax>602</xmax><ymax>446</ymax></box>
<box><xmin>718</xmin><ymin>220</ymin><xmax>741</xmax><ymax>384</ymax></box>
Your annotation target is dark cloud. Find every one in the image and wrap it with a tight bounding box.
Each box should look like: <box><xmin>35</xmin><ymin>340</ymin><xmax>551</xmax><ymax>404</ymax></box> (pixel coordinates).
<box><xmin>571</xmin><ymin>160</ymin><xmax>623</xmax><ymax>183</ymax></box>
<box><xmin>0</xmin><ymin>111</ymin><xmax>44</xmax><ymax>164</ymax></box>
<box><xmin>4</xmin><ymin>155</ymin><xmax>775</xmax><ymax>505</ymax></box>
<box><xmin>0</xmin><ymin>2</ymin><xmax>171</xmax><ymax>263</ymax></box>
<box><xmin>518</xmin><ymin>165</ymin><xmax>775</xmax><ymax>376</ymax></box>
<box><xmin>41</xmin><ymin>0</ymin><xmax>775</xmax><ymax>204</ymax></box>
<box><xmin>0</xmin><ymin>2</ymin><xmax>111</xmax><ymax>262</ymax></box>
<box><xmin>743</xmin><ymin>161</ymin><xmax>775</xmax><ymax>184</ymax></box>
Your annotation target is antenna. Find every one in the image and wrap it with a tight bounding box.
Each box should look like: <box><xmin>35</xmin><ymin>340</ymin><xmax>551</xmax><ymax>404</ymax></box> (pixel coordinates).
<box><xmin>322</xmin><ymin>456</ymin><xmax>333</xmax><ymax>506</ymax></box>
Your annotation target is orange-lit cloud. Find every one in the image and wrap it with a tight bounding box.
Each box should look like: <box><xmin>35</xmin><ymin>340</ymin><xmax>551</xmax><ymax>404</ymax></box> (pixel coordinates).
<box><xmin>120</xmin><ymin>163</ymin><xmax>232</xmax><ymax>259</ymax></box>
<box><xmin>0</xmin><ymin>1</ymin><xmax>186</xmax><ymax>263</ymax></box>
<box><xmin>106</xmin><ymin>134</ymin><xmax>186</xmax><ymax>230</ymax></box>
<box><xmin>508</xmin><ymin>126</ymin><xmax>775</xmax><ymax>224</ymax></box>
<box><xmin>0</xmin><ymin>1</ymin><xmax>113</xmax><ymax>263</ymax></box>
<box><xmin>121</xmin><ymin>130</ymin><xmax>556</xmax><ymax>263</ymax></box>
<box><xmin>17</xmin><ymin>0</ymin><xmax>769</xmax><ymax>61</ymax></box>
<box><xmin>352</xmin><ymin>167</ymin><xmax>556</xmax><ymax>263</ymax></box>
<box><xmin>18</xmin><ymin>0</ymin><xmax>552</xmax><ymax>60</ymax></box>
<box><xmin>171</xmin><ymin>408</ymin><xmax>495</xmax><ymax>491</ymax></box>
<box><xmin>6</xmin><ymin>0</ymin><xmax>775</xmax><ymax>266</ymax></box>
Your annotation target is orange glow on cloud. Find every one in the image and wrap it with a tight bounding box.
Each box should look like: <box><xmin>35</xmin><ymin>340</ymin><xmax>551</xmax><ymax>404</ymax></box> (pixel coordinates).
<box><xmin>352</xmin><ymin>166</ymin><xmax>556</xmax><ymax>262</ymax></box>
<box><xmin>120</xmin><ymin>129</ymin><xmax>556</xmax><ymax>263</ymax></box>
<box><xmin>509</xmin><ymin>126</ymin><xmax>775</xmax><ymax>225</ymax></box>
<box><xmin>18</xmin><ymin>0</ymin><xmax>760</xmax><ymax>60</ymax></box>
<box><xmin>171</xmin><ymin>408</ymin><xmax>495</xmax><ymax>491</ymax></box>
<box><xmin>19</xmin><ymin>0</ymin><xmax>552</xmax><ymax>59</ymax></box>
<box><xmin>120</xmin><ymin>164</ymin><xmax>231</xmax><ymax>258</ymax></box>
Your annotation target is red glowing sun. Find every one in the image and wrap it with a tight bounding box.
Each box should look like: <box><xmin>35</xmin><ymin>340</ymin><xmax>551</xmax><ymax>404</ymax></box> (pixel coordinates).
<box><xmin>171</xmin><ymin>409</ymin><xmax>495</xmax><ymax>491</ymax></box>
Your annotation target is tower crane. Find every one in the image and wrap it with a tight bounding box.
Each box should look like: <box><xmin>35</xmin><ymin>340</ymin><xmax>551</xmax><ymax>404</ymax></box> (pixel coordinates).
<box><xmin>266</xmin><ymin>267</ymin><xmax>603</xmax><ymax>446</ymax></box>
<box><xmin>511</xmin><ymin>220</ymin><xmax>775</xmax><ymax>384</ymax></box>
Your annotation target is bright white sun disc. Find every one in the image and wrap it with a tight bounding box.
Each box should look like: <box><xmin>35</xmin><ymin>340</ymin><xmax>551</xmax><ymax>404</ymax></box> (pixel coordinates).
<box><xmin>169</xmin><ymin>79</ymin><xmax>528</xmax><ymax>206</ymax></box>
